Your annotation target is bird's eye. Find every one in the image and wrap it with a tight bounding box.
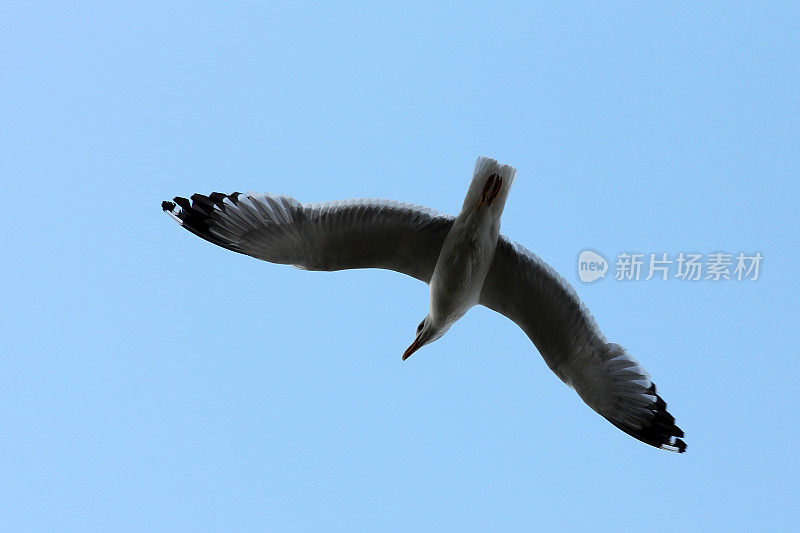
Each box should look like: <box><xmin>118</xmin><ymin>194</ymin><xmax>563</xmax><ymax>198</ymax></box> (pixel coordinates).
<box><xmin>417</xmin><ymin>321</ymin><xmax>425</xmax><ymax>333</ymax></box>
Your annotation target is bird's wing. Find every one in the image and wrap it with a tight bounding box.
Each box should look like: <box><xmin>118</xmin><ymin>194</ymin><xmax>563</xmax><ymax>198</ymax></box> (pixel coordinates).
<box><xmin>479</xmin><ymin>237</ymin><xmax>686</xmax><ymax>452</ymax></box>
<box><xmin>162</xmin><ymin>192</ymin><xmax>454</xmax><ymax>283</ymax></box>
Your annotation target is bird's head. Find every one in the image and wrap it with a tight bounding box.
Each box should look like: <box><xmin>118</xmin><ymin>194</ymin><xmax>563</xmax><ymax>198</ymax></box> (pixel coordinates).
<box><xmin>402</xmin><ymin>316</ymin><xmax>447</xmax><ymax>361</ymax></box>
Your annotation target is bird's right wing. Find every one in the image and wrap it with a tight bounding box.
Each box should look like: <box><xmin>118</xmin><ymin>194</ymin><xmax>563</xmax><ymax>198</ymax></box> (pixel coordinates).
<box><xmin>162</xmin><ymin>192</ymin><xmax>454</xmax><ymax>283</ymax></box>
<box><xmin>479</xmin><ymin>237</ymin><xmax>686</xmax><ymax>452</ymax></box>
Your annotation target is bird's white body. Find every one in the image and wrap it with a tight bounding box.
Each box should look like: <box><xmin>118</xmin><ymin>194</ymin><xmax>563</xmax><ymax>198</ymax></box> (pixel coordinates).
<box><xmin>429</xmin><ymin>157</ymin><xmax>516</xmax><ymax>331</ymax></box>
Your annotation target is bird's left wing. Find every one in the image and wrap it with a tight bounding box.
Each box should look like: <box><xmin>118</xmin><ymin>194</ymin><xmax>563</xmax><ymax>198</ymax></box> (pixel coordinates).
<box><xmin>479</xmin><ymin>237</ymin><xmax>686</xmax><ymax>452</ymax></box>
<box><xmin>162</xmin><ymin>192</ymin><xmax>454</xmax><ymax>283</ymax></box>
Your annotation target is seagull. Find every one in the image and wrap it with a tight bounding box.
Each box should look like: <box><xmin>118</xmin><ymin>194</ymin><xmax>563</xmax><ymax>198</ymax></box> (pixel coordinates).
<box><xmin>162</xmin><ymin>156</ymin><xmax>686</xmax><ymax>453</ymax></box>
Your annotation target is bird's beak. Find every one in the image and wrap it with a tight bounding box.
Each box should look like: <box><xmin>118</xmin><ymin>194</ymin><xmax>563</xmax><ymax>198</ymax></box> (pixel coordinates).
<box><xmin>402</xmin><ymin>336</ymin><xmax>423</xmax><ymax>361</ymax></box>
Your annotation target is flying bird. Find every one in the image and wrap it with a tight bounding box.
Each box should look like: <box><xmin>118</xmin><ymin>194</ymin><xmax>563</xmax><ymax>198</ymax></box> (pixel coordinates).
<box><xmin>162</xmin><ymin>156</ymin><xmax>686</xmax><ymax>452</ymax></box>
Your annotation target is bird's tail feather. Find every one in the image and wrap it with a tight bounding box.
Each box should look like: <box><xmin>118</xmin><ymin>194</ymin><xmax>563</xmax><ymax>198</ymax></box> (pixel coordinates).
<box><xmin>461</xmin><ymin>156</ymin><xmax>517</xmax><ymax>213</ymax></box>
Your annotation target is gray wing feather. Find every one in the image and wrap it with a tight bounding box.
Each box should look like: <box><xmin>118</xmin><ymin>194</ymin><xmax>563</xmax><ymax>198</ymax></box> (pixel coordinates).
<box><xmin>479</xmin><ymin>237</ymin><xmax>686</xmax><ymax>452</ymax></box>
<box><xmin>163</xmin><ymin>192</ymin><xmax>454</xmax><ymax>283</ymax></box>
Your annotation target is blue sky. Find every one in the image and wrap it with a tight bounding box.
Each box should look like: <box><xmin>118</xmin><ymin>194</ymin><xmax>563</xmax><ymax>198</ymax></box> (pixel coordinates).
<box><xmin>2</xmin><ymin>2</ymin><xmax>798</xmax><ymax>531</ymax></box>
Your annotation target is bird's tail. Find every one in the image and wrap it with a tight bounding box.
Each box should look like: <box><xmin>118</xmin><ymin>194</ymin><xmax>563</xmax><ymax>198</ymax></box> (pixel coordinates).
<box><xmin>461</xmin><ymin>156</ymin><xmax>517</xmax><ymax>213</ymax></box>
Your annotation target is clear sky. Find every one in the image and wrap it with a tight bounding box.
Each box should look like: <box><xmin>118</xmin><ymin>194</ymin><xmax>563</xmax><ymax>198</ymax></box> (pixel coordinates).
<box><xmin>2</xmin><ymin>2</ymin><xmax>798</xmax><ymax>531</ymax></box>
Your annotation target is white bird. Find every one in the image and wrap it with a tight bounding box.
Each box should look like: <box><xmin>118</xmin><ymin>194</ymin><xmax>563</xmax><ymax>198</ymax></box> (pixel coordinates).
<box><xmin>163</xmin><ymin>156</ymin><xmax>686</xmax><ymax>453</ymax></box>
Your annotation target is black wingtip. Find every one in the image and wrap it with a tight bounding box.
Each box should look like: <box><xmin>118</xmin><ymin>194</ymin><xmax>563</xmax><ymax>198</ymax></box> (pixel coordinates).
<box><xmin>606</xmin><ymin>383</ymin><xmax>686</xmax><ymax>453</ymax></box>
<box><xmin>173</xmin><ymin>196</ymin><xmax>192</xmax><ymax>211</ymax></box>
<box><xmin>161</xmin><ymin>192</ymin><xmax>246</xmax><ymax>255</ymax></box>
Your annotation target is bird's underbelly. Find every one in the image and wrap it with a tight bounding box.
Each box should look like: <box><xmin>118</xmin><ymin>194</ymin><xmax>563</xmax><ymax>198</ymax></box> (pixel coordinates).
<box><xmin>430</xmin><ymin>231</ymin><xmax>498</xmax><ymax>323</ymax></box>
